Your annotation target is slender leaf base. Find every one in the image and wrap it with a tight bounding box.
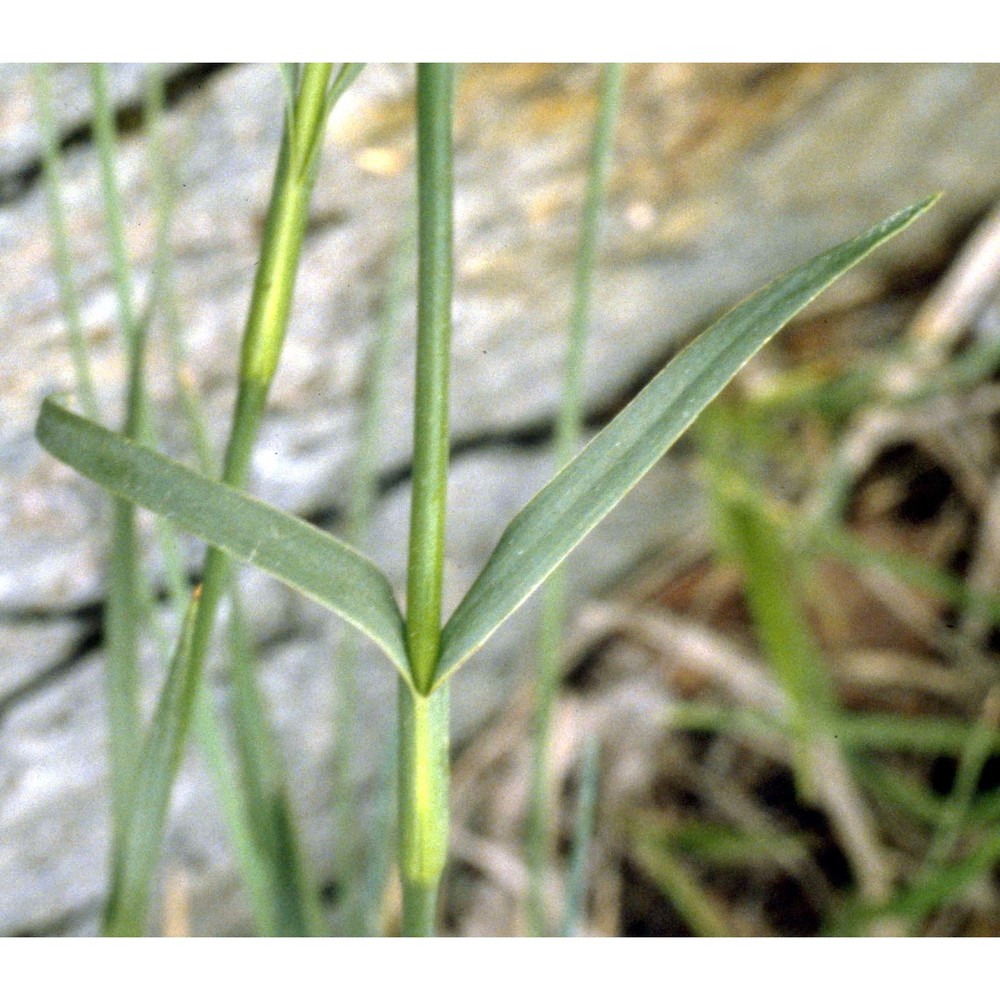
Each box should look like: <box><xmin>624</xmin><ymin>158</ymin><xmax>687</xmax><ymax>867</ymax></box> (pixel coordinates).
<box><xmin>398</xmin><ymin>681</ymin><xmax>449</xmax><ymax>936</ymax></box>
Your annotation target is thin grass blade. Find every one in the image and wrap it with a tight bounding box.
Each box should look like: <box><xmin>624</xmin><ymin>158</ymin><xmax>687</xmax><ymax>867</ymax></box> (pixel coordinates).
<box><xmin>666</xmin><ymin>701</ymin><xmax>1000</xmax><ymax>756</ymax></box>
<box><xmin>325</xmin><ymin>63</ymin><xmax>365</xmax><ymax>117</ymax></box>
<box><xmin>141</xmin><ymin>65</ymin><xmax>314</xmax><ymax>934</ymax></box>
<box><xmin>334</xmin><ymin>216</ymin><xmax>413</xmax><ymax>934</ymax></box>
<box><xmin>226</xmin><ymin>592</ymin><xmax>326</xmax><ymax>934</ymax></box>
<box><xmin>280</xmin><ymin>63</ymin><xmax>300</xmax><ymax>133</ymax></box>
<box><xmin>104</xmin><ymin>586</ymin><xmax>203</xmax><ymax>935</ymax></box>
<box><xmin>36</xmin><ymin>399</ymin><xmax>410</xmax><ymax>681</ymax></box>
<box><xmin>720</xmin><ymin>496</ymin><xmax>837</xmax><ymax>799</ymax></box>
<box><xmin>527</xmin><ymin>63</ymin><xmax>624</xmax><ymax>936</ymax></box>
<box><xmin>630</xmin><ymin>830</ymin><xmax>733</xmax><ymax>936</ymax></box>
<box><xmin>33</xmin><ymin>64</ymin><xmax>101</xmax><ymax>422</ymax></box>
<box><xmin>436</xmin><ymin>196</ymin><xmax>939</xmax><ymax>686</ymax></box>
<box><xmin>560</xmin><ymin>736</ymin><xmax>601</xmax><ymax>936</ymax></box>
<box><xmin>91</xmin><ymin>62</ymin><xmax>151</xmax><ymax>844</ymax></box>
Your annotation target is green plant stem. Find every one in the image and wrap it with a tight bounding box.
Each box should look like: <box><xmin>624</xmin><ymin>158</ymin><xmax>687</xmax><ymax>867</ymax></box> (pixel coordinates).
<box><xmin>180</xmin><ymin>59</ymin><xmax>334</xmax><ymax>730</ymax></box>
<box><xmin>902</xmin><ymin>689</ymin><xmax>1000</xmax><ymax>933</ymax></box>
<box><xmin>334</xmin><ymin>218</ymin><xmax>413</xmax><ymax>935</ymax></box>
<box><xmin>33</xmin><ymin>64</ymin><xmax>100</xmax><ymax>423</ymax></box>
<box><xmin>526</xmin><ymin>63</ymin><xmax>623</xmax><ymax>936</ymax></box>
<box><xmin>399</xmin><ymin>63</ymin><xmax>454</xmax><ymax>937</ymax></box>
<box><xmin>398</xmin><ymin>684</ymin><xmax>450</xmax><ymax>936</ymax></box>
<box><xmin>103</xmin><ymin>62</ymin><xmax>334</xmax><ymax>936</ymax></box>
<box><xmin>406</xmin><ymin>63</ymin><xmax>454</xmax><ymax>696</ymax></box>
<box><xmin>91</xmin><ymin>65</ymin><xmax>141</xmax><ymax>354</ymax></box>
<box><xmin>561</xmin><ymin>736</ymin><xmax>600</xmax><ymax>936</ymax></box>
<box><xmin>91</xmin><ymin>63</ymin><xmax>149</xmax><ymax>842</ymax></box>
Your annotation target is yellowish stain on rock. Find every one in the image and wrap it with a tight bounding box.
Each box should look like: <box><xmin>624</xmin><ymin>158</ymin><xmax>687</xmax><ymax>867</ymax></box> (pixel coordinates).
<box><xmin>355</xmin><ymin>146</ymin><xmax>408</xmax><ymax>177</ymax></box>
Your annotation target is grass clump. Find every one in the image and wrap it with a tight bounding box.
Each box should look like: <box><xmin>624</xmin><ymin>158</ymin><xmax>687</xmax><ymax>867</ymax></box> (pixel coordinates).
<box><xmin>32</xmin><ymin>62</ymin><xmax>939</xmax><ymax>936</ymax></box>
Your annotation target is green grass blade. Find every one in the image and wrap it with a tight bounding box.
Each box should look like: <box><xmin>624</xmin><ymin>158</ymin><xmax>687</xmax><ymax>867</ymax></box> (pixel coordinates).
<box><xmin>436</xmin><ymin>196</ymin><xmax>939</xmax><ymax>687</ymax></box>
<box><xmin>279</xmin><ymin>63</ymin><xmax>299</xmax><ymax>135</ymax></box>
<box><xmin>33</xmin><ymin>64</ymin><xmax>101</xmax><ymax>423</ymax></box>
<box><xmin>630</xmin><ymin>830</ymin><xmax>733</xmax><ymax>937</ymax></box>
<box><xmin>104</xmin><ymin>587</ymin><xmax>203</xmax><ymax>935</ymax></box>
<box><xmin>406</xmin><ymin>63</ymin><xmax>454</xmax><ymax>696</ymax></box>
<box><xmin>91</xmin><ymin>65</ymin><xmax>140</xmax><ymax>355</ymax></box>
<box><xmin>102</xmin><ymin>499</ymin><xmax>144</xmax><ymax>838</ymax></box>
<box><xmin>560</xmin><ymin>736</ymin><xmax>601</xmax><ymax>936</ymax></box>
<box><xmin>325</xmin><ymin>63</ymin><xmax>365</xmax><ymax>118</ymax></box>
<box><xmin>358</xmin><ymin>731</ymin><xmax>399</xmax><ymax>935</ymax></box>
<box><xmin>334</xmin><ymin>217</ymin><xmax>413</xmax><ymax>935</ymax></box>
<box><xmin>296</xmin><ymin>63</ymin><xmax>364</xmax><ymax>183</ymax></box>
<box><xmin>722</xmin><ymin>495</ymin><xmax>837</xmax><ymax>800</ymax></box>
<box><xmin>814</xmin><ymin>525</ymin><xmax>1000</xmax><ymax>626</ymax></box>
<box><xmin>189</xmin><ymin>682</ymin><xmax>278</xmax><ymax>935</ymax></box>
<box><xmin>901</xmin><ymin>691</ymin><xmax>1000</xmax><ymax>932</ymax></box>
<box><xmin>399</xmin><ymin>64</ymin><xmax>455</xmax><ymax>937</ymax></box>
<box><xmin>91</xmin><ymin>62</ymin><xmax>151</xmax><ymax>845</ymax></box>
<box><xmin>226</xmin><ymin>592</ymin><xmax>326</xmax><ymax>935</ymax></box>
<box><xmin>527</xmin><ymin>63</ymin><xmax>624</xmax><ymax>936</ymax></box>
<box><xmin>855</xmin><ymin>761</ymin><xmax>949</xmax><ymax>827</ymax></box>
<box><xmin>832</xmin><ymin>825</ymin><xmax>1000</xmax><ymax>935</ymax></box>
<box><xmin>666</xmin><ymin>701</ymin><xmax>1000</xmax><ymax>756</ymax></box>
<box><xmin>36</xmin><ymin>399</ymin><xmax>410</xmax><ymax>681</ymax></box>
<box><xmin>142</xmin><ymin>65</ymin><xmax>310</xmax><ymax>934</ymax></box>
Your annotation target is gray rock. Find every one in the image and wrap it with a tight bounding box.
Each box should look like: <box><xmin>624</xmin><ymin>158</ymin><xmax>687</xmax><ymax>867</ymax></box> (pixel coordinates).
<box><xmin>2</xmin><ymin>62</ymin><xmax>999</xmax><ymax>934</ymax></box>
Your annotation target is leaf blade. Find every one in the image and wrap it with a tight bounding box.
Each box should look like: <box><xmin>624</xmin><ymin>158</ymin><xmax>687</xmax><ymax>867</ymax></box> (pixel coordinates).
<box><xmin>36</xmin><ymin>399</ymin><xmax>411</xmax><ymax>682</ymax></box>
<box><xmin>436</xmin><ymin>196</ymin><xmax>939</xmax><ymax>686</ymax></box>
<box><xmin>104</xmin><ymin>585</ymin><xmax>203</xmax><ymax>935</ymax></box>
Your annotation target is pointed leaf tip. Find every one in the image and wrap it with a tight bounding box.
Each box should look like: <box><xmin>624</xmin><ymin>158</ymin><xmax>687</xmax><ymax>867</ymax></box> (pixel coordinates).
<box><xmin>434</xmin><ymin>197</ymin><xmax>938</xmax><ymax>687</ymax></box>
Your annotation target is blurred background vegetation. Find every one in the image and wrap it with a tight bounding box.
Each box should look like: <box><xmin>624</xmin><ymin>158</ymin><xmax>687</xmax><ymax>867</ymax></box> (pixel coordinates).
<box><xmin>2</xmin><ymin>63</ymin><xmax>999</xmax><ymax>935</ymax></box>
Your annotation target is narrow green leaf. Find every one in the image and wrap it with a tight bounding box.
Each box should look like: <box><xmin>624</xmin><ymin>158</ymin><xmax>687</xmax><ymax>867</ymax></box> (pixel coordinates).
<box><xmin>279</xmin><ymin>63</ymin><xmax>300</xmax><ymax>133</ymax></box>
<box><xmin>722</xmin><ymin>496</ymin><xmax>837</xmax><ymax>801</ymax></box>
<box><xmin>32</xmin><ymin>64</ymin><xmax>101</xmax><ymax>423</ymax></box>
<box><xmin>36</xmin><ymin>399</ymin><xmax>410</xmax><ymax>682</ymax></box>
<box><xmin>832</xmin><ymin>826</ymin><xmax>1000</xmax><ymax>935</ymax></box>
<box><xmin>666</xmin><ymin>701</ymin><xmax>1000</xmax><ymax>756</ymax></box>
<box><xmin>528</xmin><ymin>63</ymin><xmax>624</xmax><ymax>936</ymax></box>
<box><xmin>630</xmin><ymin>831</ymin><xmax>733</xmax><ymax>937</ymax></box>
<box><xmin>92</xmin><ymin>60</ymin><xmax>150</xmax><ymax>853</ymax></box>
<box><xmin>436</xmin><ymin>196</ymin><xmax>939</xmax><ymax>687</ymax></box>
<box><xmin>296</xmin><ymin>62</ymin><xmax>364</xmax><ymax>184</ymax></box>
<box><xmin>325</xmin><ymin>63</ymin><xmax>365</xmax><ymax>118</ymax></box>
<box><xmin>560</xmin><ymin>736</ymin><xmax>601</xmax><ymax>936</ymax></box>
<box><xmin>226</xmin><ymin>590</ymin><xmax>326</xmax><ymax>935</ymax></box>
<box><xmin>815</xmin><ymin>524</ymin><xmax>1000</xmax><ymax>626</ymax></box>
<box><xmin>334</xmin><ymin>214</ymin><xmax>413</xmax><ymax>936</ymax></box>
<box><xmin>105</xmin><ymin>586</ymin><xmax>203</xmax><ymax>935</ymax></box>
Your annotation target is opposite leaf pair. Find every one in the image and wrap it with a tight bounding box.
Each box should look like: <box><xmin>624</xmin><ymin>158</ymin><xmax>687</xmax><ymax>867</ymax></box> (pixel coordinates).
<box><xmin>36</xmin><ymin>194</ymin><xmax>938</xmax><ymax>695</ymax></box>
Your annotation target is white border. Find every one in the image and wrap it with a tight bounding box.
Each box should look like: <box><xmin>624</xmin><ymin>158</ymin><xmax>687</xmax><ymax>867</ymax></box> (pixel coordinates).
<box><xmin>1</xmin><ymin>2</ymin><xmax>995</xmax><ymax>62</ymax></box>
<box><xmin>1</xmin><ymin>937</ymin><xmax>994</xmax><ymax>998</ymax></box>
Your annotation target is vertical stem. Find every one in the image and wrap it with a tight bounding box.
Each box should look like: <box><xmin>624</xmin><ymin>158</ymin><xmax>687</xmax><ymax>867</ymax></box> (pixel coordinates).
<box><xmin>560</xmin><ymin>735</ymin><xmax>600</xmax><ymax>936</ymax></box>
<box><xmin>406</xmin><ymin>63</ymin><xmax>454</xmax><ymax>695</ymax></box>
<box><xmin>91</xmin><ymin>62</ymin><xmax>148</xmax><ymax>845</ymax></box>
<box><xmin>335</xmin><ymin>218</ymin><xmax>414</xmax><ymax>935</ymax></box>
<box><xmin>526</xmin><ymin>63</ymin><xmax>624</xmax><ymax>935</ymax></box>
<box><xmin>400</xmin><ymin>62</ymin><xmax>454</xmax><ymax>936</ymax></box>
<box><xmin>101</xmin><ymin>63</ymin><xmax>335</xmax><ymax>936</ymax></box>
<box><xmin>398</xmin><ymin>684</ymin><xmax>450</xmax><ymax>936</ymax></box>
<box><xmin>173</xmin><ymin>60</ymin><xmax>335</xmax><ymax>748</ymax></box>
<box><xmin>33</xmin><ymin>64</ymin><xmax>101</xmax><ymax>423</ymax></box>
